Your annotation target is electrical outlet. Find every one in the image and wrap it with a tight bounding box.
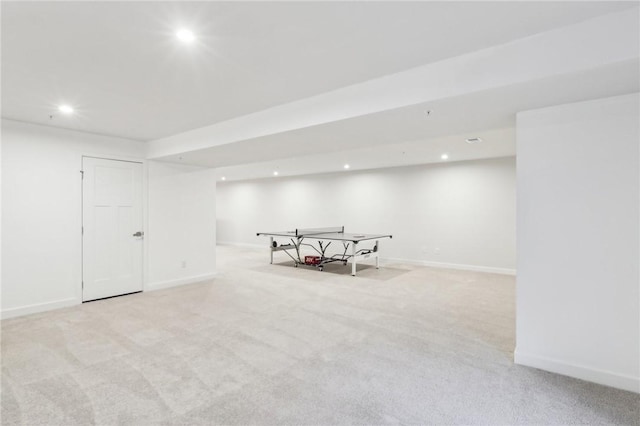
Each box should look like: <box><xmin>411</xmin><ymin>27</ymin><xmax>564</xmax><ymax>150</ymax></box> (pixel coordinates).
<box><xmin>181</xmin><ymin>261</ymin><xmax>187</xmax><ymax>268</ymax></box>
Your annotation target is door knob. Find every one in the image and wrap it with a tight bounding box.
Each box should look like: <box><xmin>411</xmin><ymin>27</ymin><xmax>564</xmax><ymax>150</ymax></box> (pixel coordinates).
<box><xmin>133</xmin><ymin>231</ymin><xmax>144</xmax><ymax>237</ymax></box>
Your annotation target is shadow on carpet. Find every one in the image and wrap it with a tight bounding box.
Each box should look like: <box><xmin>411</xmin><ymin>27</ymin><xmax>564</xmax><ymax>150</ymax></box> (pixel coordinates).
<box><xmin>252</xmin><ymin>261</ymin><xmax>411</xmax><ymax>280</ymax></box>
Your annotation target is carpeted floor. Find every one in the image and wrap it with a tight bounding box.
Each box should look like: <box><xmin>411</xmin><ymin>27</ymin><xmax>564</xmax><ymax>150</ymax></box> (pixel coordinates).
<box><xmin>2</xmin><ymin>245</ymin><xmax>639</xmax><ymax>425</ymax></box>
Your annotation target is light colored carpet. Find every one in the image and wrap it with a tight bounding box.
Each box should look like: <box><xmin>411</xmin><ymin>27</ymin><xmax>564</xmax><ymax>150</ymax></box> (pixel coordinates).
<box><xmin>1</xmin><ymin>245</ymin><xmax>638</xmax><ymax>425</ymax></box>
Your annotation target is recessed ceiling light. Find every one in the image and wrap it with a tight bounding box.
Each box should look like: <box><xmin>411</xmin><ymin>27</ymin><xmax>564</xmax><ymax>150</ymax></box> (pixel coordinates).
<box><xmin>58</xmin><ymin>105</ymin><xmax>74</xmax><ymax>114</ymax></box>
<box><xmin>441</xmin><ymin>153</ymin><xmax>449</xmax><ymax>160</ymax></box>
<box><xmin>344</xmin><ymin>164</ymin><xmax>350</xmax><ymax>169</ymax></box>
<box><xmin>273</xmin><ymin>171</ymin><xmax>279</xmax><ymax>176</ymax></box>
<box><xmin>221</xmin><ymin>176</ymin><xmax>226</xmax><ymax>181</ymax></box>
<box><xmin>176</xmin><ymin>29</ymin><xmax>196</xmax><ymax>43</ymax></box>
<box><xmin>465</xmin><ymin>137</ymin><xmax>483</xmax><ymax>144</ymax></box>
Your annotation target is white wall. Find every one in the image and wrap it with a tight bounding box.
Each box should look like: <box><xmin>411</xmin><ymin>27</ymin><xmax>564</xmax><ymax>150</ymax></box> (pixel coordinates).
<box><xmin>1</xmin><ymin>120</ymin><xmax>218</xmax><ymax>319</ymax></box>
<box><xmin>217</xmin><ymin>157</ymin><xmax>516</xmax><ymax>274</ymax></box>
<box><xmin>515</xmin><ymin>93</ymin><xmax>640</xmax><ymax>393</ymax></box>
<box><xmin>1</xmin><ymin>119</ymin><xmax>145</xmax><ymax>318</ymax></box>
<box><xmin>147</xmin><ymin>161</ymin><xmax>217</xmax><ymax>290</ymax></box>
<box><xmin>0</xmin><ymin>121</ymin><xmax>3</xmax><ymax>317</ymax></box>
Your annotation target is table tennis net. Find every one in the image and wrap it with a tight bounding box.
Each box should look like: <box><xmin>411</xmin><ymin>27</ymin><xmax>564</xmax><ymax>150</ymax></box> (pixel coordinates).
<box><xmin>294</xmin><ymin>226</ymin><xmax>344</xmax><ymax>236</ymax></box>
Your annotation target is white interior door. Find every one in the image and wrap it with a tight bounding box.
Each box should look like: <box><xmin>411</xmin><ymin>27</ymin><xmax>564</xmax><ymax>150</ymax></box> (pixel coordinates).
<box><xmin>82</xmin><ymin>157</ymin><xmax>143</xmax><ymax>302</ymax></box>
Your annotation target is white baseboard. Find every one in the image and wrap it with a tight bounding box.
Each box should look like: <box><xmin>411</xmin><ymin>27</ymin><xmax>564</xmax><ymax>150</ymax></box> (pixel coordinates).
<box><xmin>382</xmin><ymin>257</ymin><xmax>516</xmax><ymax>276</ymax></box>
<box><xmin>146</xmin><ymin>272</ymin><xmax>218</xmax><ymax>291</ymax></box>
<box><xmin>1</xmin><ymin>297</ymin><xmax>80</xmax><ymax>320</ymax></box>
<box><xmin>514</xmin><ymin>348</ymin><xmax>639</xmax><ymax>393</ymax></box>
<box><xmin>217</xmin><ymin>241</ymin><xmax>263</xmax><ymax>249</ymax></box>
<box><xmin>1</xmin><ymin>273</ymin><xmax>219</xmax><ymax>319</ymax></box>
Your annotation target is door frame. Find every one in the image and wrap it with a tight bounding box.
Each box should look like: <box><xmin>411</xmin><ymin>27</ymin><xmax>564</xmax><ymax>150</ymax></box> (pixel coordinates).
<box><xmin>80</xmin><ymin>154</ymin><xmax>148</xmax><ymax>302</ymax></box>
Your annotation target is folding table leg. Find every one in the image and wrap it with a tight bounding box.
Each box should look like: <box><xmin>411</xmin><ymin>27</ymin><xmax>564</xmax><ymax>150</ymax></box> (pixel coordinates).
<box><xmin>269</xmin><ymin>237</ymin><xmax>273</xmax><ymax>264</ymax></box>
<box><xmin>352</xmin><ymin>242</ymin><xmax>357</xmax><ymax>276</ymax></box>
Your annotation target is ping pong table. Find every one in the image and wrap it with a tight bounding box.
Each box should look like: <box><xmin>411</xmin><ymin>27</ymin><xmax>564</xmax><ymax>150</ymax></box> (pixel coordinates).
<box><xmin>256</xmin><ymin>226</ymin><xmax>392</xmax><ymax>276</ymax></box>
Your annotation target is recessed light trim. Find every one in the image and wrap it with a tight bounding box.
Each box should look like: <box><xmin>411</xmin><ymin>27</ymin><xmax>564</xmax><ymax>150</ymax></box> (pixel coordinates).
<box><xmin>58</xmin><ymin>105</ymin><xmax>74</xmax><ymax>114</ymax></box>
<box><xmin>441</xmin><ymin>153</ymin><xmax>449</xmax><ymax>160</ymax></box>
<box><xmin>221</xmin><ymin>176</ymin><xmax>226</xmax><ymax>181</ymax></box>
<box><xmin>176</xmin><ymin>29</ymin><xmax>196</xmax><ymax>43</ymax></box>
<box><xmin>465</xmin><ymin>137</ymin><xmax>483</xmax><ymax>144</ymax></box>
<box><xmin>273</xmin><ymin>171</ymin><xmax>279</xmax><ymax>176</ymax></box>
<box><xmin>344</xmin><ymin>164</ymin><xmax>350</xmax><ymax>169</ymax></box>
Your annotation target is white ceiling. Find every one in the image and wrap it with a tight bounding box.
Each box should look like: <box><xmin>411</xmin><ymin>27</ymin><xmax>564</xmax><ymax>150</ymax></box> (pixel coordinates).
<box><xmin>2</xmin><ymin>1</ymin><xmax>635</xmax><ymax>141</ymax></box>
<box><xmin>210</xmin><ymin>57</ymin><xmax>639</xmax><ymax>181</ymax></box>
<box><xmin>215</xmin><ymin>127</ymin><xmax>517</xmax><ymax>182</ymax></box>
<box><xmin>1</xmin><ymin>1</ymin><xmax>640</xmax><ymax>180</ymax></box>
